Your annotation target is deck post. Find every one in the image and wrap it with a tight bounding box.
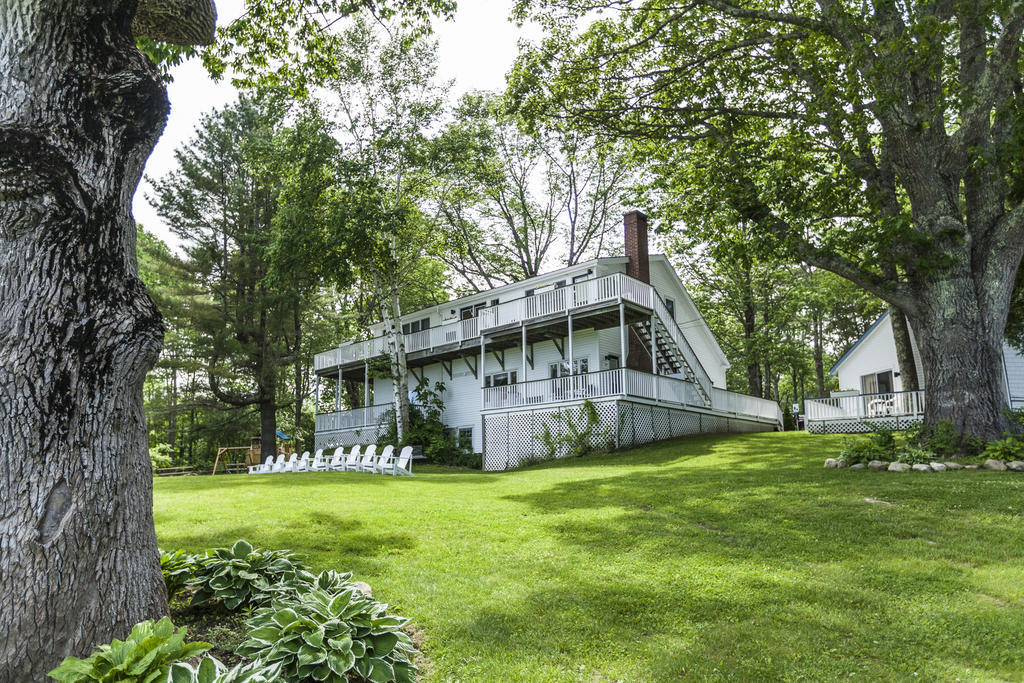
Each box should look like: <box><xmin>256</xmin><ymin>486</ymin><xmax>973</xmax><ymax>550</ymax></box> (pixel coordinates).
<box><xmin>521</xmin><ymin>323</ymin><xmax>527</xmax><ymax>383</ymax></box>
<box><xmin>619</xmin><ymin>302</ymin><xmax>627</xmax><ymax>367</ymax></box>
<box><xmin>480</xmin><ymin>334</ymin><xmax>486</xmax><ymax>410</ymax></box>
<box><xmin>336</xmin><ymin>366</ymin><xmax>343</xmax><ymax>411</ymax></box>
<box><xmin>651</xmin><ymin>313</ymin><xmax>659</xmax><ymax>401</ymax></box>
<box><xmin>315</xmin><ymin>375</ymin><xmax>320</xmax><ymax>415</ymax></box>
<box><xmin>364</xmin><ymin>362</ymin><xmax>369</xmax><ymax>408</ymax></box>
<box><xmin>568</xmin><ymin>312</ymin><xmax>574</xmax><ymax>376</ymax></box>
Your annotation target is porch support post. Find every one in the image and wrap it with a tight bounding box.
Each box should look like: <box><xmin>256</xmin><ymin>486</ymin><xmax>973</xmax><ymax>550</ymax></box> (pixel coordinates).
<box><xmin>651</xmin><ymin>313</ymin><xmax>658</xmax><ymax>375</ymax></box>
<box><xmin>364</xmin><ymin>362</ymin><xmax>370</xmax><ymax>408</ymax></box>
<box><xmin>315</xmin><ymin>375</ymin><xmax>321</xmax><ymax>415</ymax></box>
<box><xmin>521</xmin><ymin>322</ymin><xmax>527</xmax><ymax>383</ymax></box>
<box><xmin>619</xmin><ymin>302</ymin><xmax>627</xmax><ymax>366</ymax></box>
<box><xmin>568</xmin><ymin>312</ymin><xmax>575</xmax><ymax>376</ymax></box>
<box><xmin>336</xmin><ymin>366</ymin><xmax>343</xmax><ymax>411</ymax></box>
<box><xmin>480</xmin><ymin>334</ymin><xmax>487</xmax><ymax>410</ymax></box>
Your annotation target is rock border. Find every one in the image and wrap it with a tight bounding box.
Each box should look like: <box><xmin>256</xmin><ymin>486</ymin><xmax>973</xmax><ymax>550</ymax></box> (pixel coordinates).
<box><xmin>824</xmin><ymin>457</ymin><xmax>1024</xmax><ymax>472</ymax></box>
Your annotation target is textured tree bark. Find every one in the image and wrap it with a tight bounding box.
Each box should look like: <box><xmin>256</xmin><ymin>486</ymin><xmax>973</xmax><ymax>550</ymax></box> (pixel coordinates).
<box><xmin>0</xmin><ymin>1</ymin><xmax>212</xmax><ymax>678</ymax></box>
<box><xmin>908</xmin><ymin>267</ymin><xmax>1013</xmax><ymax>441</ymax></box>
<box><xmin>811</xmin><ymin>308</ymin><xmax>825</xmax><ymax>396</ymax></box>
<box><xmin>889</xmin><ymin>305</ymin><xmax>919</xmax><ymax>392</ymax></box>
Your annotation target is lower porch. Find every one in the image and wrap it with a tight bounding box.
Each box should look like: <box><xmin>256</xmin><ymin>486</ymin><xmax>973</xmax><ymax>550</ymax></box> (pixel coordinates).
<box><xmin>804</xmin><ymin>390</ymin><xmax>925</xmax><ymax>434</ymax></box>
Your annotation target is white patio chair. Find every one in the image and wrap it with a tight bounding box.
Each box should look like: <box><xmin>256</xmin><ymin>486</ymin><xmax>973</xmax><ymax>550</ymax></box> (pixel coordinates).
<box><xmin>337</xmin><ymin>445</ymin><xmax>360</xmax><ymax>471</ymax></box>
<box><xmin>309</xmin><ymin>449</ymin><xmax>326</xmax><ymax>471</ymax></box>
<box><xmin>356</xmin><ymin>444</ymin><xmax>377</xmax><ymax>472</ymax></box>
<box><xmin>271</xmin><ymin>454</ymin><xmax>287</xmax><ymax>473</ymax></box>
<box><xmin>295</xmin><ymin>452</ymin><xmax>311</xmax><ymax>472</ymax></box>
<box><xmin>282</xmin><ymin>452</ymin><xmax>299</xmax><ymax>473</ymax></box>
<box><xmin>248</xmin><ymin>456</ymin><xmax>273</xmax><ymax>474</ymax></box>
<box><xmin>328</xmin><ymin>446</ymin><xmax>349</xmax><ymax>471</ymax></box>
<box><xmin>392</xmin><ymin>447</ymin><xmax>413</xmax><ymax>476</ymax></box>
<box><xmin>371</xmin><ymin>445</ymin><xmax>395</xmax><ymax>474</ymax></box>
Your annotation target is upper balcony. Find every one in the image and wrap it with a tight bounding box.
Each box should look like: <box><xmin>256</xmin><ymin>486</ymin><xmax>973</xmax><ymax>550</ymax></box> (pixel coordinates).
<box><xmin>314</xmin><ymin>272</ymin><xmax>657</xmax><ymax>373</ymax></box>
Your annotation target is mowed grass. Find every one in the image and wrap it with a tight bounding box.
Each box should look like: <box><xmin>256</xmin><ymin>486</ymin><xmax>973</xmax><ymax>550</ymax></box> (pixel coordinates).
<box><xmin>154</xmin><ymin>432</ymin><xmax>1024</xmax><ymax>681</ymax></box>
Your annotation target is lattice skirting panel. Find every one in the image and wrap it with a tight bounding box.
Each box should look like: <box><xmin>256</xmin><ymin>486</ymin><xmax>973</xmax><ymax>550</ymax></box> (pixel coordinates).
<box><xmin>483</xmin><ymin>400</ymin><xmax>776</xmax><ymax>471</ymax></box>
<box><xmin>806</xmin><ymin>415</ymin><xmax>923</xmax><ymax>434</ymax></box>
<box><xmin>314</xmin><ymin>425</ymin><xmax>385</xmax><ymax>452</ymax></box>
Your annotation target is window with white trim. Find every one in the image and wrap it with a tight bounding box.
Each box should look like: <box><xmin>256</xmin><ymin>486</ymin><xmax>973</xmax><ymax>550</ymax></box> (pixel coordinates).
<box><xmin>484</xmin><ymin>370</ymin><xmax>518</xmax><ymax>387</ymax></box>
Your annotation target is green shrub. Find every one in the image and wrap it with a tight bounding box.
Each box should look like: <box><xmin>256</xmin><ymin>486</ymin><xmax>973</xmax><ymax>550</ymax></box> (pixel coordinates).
<box><xmin>150</xmin><ymin>444</ymin><xmax>173</xmax><ymax>470</ymax></box>
<box><xmin>538</xmin><ymin>400</ymin><xmax>610</xmax><ymax>461</ymax></box>
<box><xmin>161</xmin><ymin>548</ymin><xmax>198</xmax><ymax>601</ymax></box>
<box><xmin>982</xmin><ymin>436</ymin><xmax>1024</xmax><ymax>461</ymax></box>
<box><xmin>906</xmin><ymin>419</ymin><xmax>966</xmax><ymax>457</ymax></box>
<box><xmin>378</xmin><ymin>379</ymin><xmax>475</xmax><ymax>467</ymax></box>
<box><xmin>237</xmin><ymin>586</ymin><xmax>418</xmax><ymax>683</ymax></box>
<box><xmin>894</xmin><ymin>444</ymin><xmax>937</xmax><ymax>465</ymax></box>
<box><xmin>190</xmin><ymin>540</ymin><xmax>308</xmax><ymax>611</ymax></box>
<box><xmin>838</xmin><ymin>437</ymin><xmax>887</xmax><ymax>464</ymax></box>
<box><xmin>48</xmin><ymin>617</ymin><xmax>210</xmax><ymax>682</ymax></box>
<box><xmin>168</xmin><ymin>657</ymin><xmax>283</xmax><ymax>683</ymax></box>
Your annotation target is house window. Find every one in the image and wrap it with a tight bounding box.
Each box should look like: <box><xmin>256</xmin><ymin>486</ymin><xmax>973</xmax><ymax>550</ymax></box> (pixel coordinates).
<box><xmin>861</xmin><ymin>370</ymin><xmax>894</xmax><ymax>395</ymax></box>
<box><xmin>664</xmin><ymin>298</ymin><xmax>675</xmax><ymax>319</ymax></box>
<box><xmin>548</xmin><ymin>358</ymin><xmax>589</xmax><ymax>378</ymax></box>
<box><xmin>572</xmin><ymin>272</ymin><xmax>591</xmax><ymax>283</ymax></box>
<box><xmin>459</xmin><ymin>305</ymin><xmax>474</xmax><ymax>320</ymax></box>
<box><xmin>401</xmin><ymin>317</ymin><xmax>431</xmax><ymax>335</ymax></box>
<box><xmin>484</xmin><ymin>370</ymin><xmax>518</xmax><ymax>387</ymax></box>
<box><xmin>490</xmin><ymin>298</ymin><xmax>500</xmax><ymax>307</ymax></box>
<box><xmin>555</xmin><ymin>280</ymin><xmax>567</xmax><ymax>288</ymax></box>
<box><xmin>525</xmin><ymin>288</ymin><xmax>535</xmax><ymax>297</ymax></box>
<box><xmin>458</xmin><ymin>427</ymin><xmax>473</xmax><ymax>449</ymax></box>
<box><xmin>605</xmin><ymin>354</ymin><xmax>620</xmax><ymax>370</ymax></box>
<box><xmin>473</xmin><ymin>302</ymin><xmax>487</xmax><ymax>316</ymax></box>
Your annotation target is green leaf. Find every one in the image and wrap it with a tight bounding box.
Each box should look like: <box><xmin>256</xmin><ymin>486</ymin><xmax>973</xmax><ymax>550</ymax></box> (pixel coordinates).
<box><xmin>168</xmin><ymin>662</ymin><xmax>195</xmax><ymax>683</ymax></box>
<box><xmin>368</xmin><ymin>657</ymin><xmax>395</xmax><ymax>683</ymax></box>
<box><xmin>369</xmin><ymin>632</ymin><xmax>400</xmax><ymax>656</ymax></box>
<box><xmin>327</xmin><ymin>649</ymin><xmax>356</xmax><ymax>676</ymax></box>
<box><xmin>273</xmin><ymin>608</ymin><xmax>299</xmax><ymax>627</ymax></box>
<box><xmin>232</xmin><ymin>540</ymin><xmax>254</xmax><ymax>558</ymax></box>
<box><xmin>297</xmin><ymin>644</ymin><xmax>327</xmax><ymax>667</ymax></box>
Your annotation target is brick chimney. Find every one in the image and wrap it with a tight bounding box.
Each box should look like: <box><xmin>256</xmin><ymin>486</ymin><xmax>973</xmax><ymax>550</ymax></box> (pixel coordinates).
<box><xmin>624</xmin><ymin>211</ymin><xmax>653</xmax><ymax>372</ymax></box>
<box><xmin>624</xmin><ymin>210</ymin><xmax>650</xmax><ymax>283</ymax></box>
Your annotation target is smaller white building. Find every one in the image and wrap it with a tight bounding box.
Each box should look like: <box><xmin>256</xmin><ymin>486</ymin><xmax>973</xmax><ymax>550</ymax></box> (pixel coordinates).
<box><xmin>806</xmin><ymin>311</ymin><xmax>1024</xmax><ymax>433</ymax></box>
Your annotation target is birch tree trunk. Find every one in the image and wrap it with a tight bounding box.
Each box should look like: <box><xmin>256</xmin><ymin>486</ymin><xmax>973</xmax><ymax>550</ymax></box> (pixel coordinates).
<box><xmin>384</xmin><ymin>290</ymin><xmax>412</xmax><ymax>441</ymax></box>
<box><xmin>0</xmin><ymin>1</ymin><xmax>212</xmax><ymax>678</ymax></box>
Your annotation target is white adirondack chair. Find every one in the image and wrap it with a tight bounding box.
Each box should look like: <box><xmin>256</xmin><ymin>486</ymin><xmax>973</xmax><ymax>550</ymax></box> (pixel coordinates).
<box><xmin>339</xmin><ymin>446</ymin><xmax>361</xmax><ymax>472</ymax></box>
<box><xmin>356</xmin><ymin>444</ymin><xmax>377</xmax><ymax>472</ymax></box>
<box><xmin>309</xmin><ymin>449</ymin><xmax>326</xmax><ymax>471</ymax></box>
<box><xmin>371</xmin><ymin>445</ymin><xmax>395</xmax><ymax>474</ymax></box>
<box><xmin>328</xmin><ymin>446</ymin><xmax>349</xmax><ymax>471</ymax></box>
<box><xmin>271</xmin><ymin>454</ymin><xmax>287</xmax><ymax>473</ymax></box>
<box><xmin>283</xmin><ymin>452</ymin><xmax>299</xmax><ymax>473</ymax></box>
<box><xmin>295</xmin><ymin>452</ymin><xmax>311</xmax><ymax>472</ymax></box>
<box><xmin>248</xmin><ymin>456</ymin><xmax>273</xmax><ymax>474</ymax></box>
<box><xmin>391</xmin><ymin>446</ymin><xmax>413</xmax><ymax>476</ymax></box>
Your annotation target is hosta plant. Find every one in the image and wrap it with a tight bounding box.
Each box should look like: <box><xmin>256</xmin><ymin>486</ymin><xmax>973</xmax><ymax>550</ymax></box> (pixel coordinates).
<box><xmin>190</xmin><ymin>540</ymin><xmax>308</xmax><ymax>610</ymax></box>
<box><xmin>237</xmin><ymin>586</ymin><xmax>418</xmax><ymax>682</ymax></box>
<box><xmin>168</xmin><ymin>656</ymin><xmax>283</xmax><ymax>683</ymax></box>
<box><xmin>161</xmin><ymin>548</ymin><xmax>198</xmax><ymax>600</ymax></box>
<box><xmin>48</xmin><ymin>617</ymin><xmax>210</xmax><ymax>682</ymax></box>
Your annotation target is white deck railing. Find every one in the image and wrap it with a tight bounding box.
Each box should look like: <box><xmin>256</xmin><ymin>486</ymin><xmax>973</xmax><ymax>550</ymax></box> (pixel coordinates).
<box><xmin>315</xmin><ymin>273</ymin><xmax>663</xmax><ymax>371</ymax></box>
<box><xmin>711</xmin><ymin>387</ymin><xmax>784</xmax><ymax>424</ymax></box>
<box><xmin>481</xmin><ymin>367</ymin><xmax>731</xmax><ymax>414</ymax></box>
<box><xmin>315</xmin><ymin>404</ymin><xmax>393</xmax><ymax>432</ymax></box>
<box><xmin>805</xmin><ymin>390</ymin><xmax>925</xmax><ymax>422</ymax></box>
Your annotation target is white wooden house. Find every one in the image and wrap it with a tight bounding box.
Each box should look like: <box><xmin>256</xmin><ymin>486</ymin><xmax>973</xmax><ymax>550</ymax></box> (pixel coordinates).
<box><xmin>805</xmin><ymin>310</ymin><xmax>1024</xmax><ymax>433</ymax></box>
<box><xmin>313</xmin><ymin>212</ymin><xmax>782</xmax><ymax>470</ymax></box>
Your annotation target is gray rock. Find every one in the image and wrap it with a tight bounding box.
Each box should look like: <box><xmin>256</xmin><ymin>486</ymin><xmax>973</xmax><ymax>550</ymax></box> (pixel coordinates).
<box><xmin>353</xmin><ymin>581</ymin><xmax>373</xmax><ymax>598</ymax></box>
<box><xmin>824</xmin><ymin>458</ymin><xmax>839</xmax><ymax>468</ymax></box>
<box><xmin>912</xmin><ymin>463</ymin><xmax>933</xmax><ymax>473</ymax></box>
<box><xmin>1008</xmin><ymin>461</ymin><xmax>1024</xmax><ymax>472</ymax></box>
<box><xmin>984</xmin><ymin>459</ymin><xmax>1008</xmax><ymax>471</ymax></box>
<box><xmin>965</xmin><ymin>464</ymin><xmax>979</xmax><ymax>470</ymax></box>
<box><xmin>944</xmin><ymin>461</ymin><xmax>963</xmax><ymax>470</ymax></box>
<box><xmin>867</xmin><ymin>460</ymin><xmax>889</xmax><ymax>471</ymax></box>
<box><xmin>888</xmin><ymin>462</ymin><xmax>911</xmax><ymax>473</ymax></box>
<box><xmin>929</xmin><ymin>462</ymin><xmax>947</xmax><ymax>472</ymax></box>
<box><xmin>850</xmin><ymin>463</ymin><xmax>867</xmax><ymax>470</ymax></box>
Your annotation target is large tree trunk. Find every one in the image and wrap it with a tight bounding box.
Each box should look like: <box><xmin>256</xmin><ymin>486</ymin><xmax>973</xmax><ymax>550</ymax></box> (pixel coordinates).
<box><xmin>811</xmin><ymin>308</ymin><xmax>826</xmax><ymax>396</ymax></box>
<box><xmin>385</xmin><ymin>290</ymin><xmax>412</xmax><ymax>441</ymax></box>
<box><xmin>908</xmin><ymin>269</ymin><xmax>1013</xmax><ymax>441</ymax></box>
<box><xmin>0</xmin><ymin>3</ymin><xmax>174</xmax><ymax>678</ymax></box>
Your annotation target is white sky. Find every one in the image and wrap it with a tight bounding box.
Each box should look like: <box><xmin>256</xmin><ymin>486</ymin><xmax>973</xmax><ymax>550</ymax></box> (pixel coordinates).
<box><xmin>133</xmin><ymin>0</ymin><xmax>536</xmax><ymax>249</ymax></box>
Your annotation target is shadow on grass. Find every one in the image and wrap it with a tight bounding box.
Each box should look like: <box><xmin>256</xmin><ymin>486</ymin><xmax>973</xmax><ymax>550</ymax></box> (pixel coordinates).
<box><xmin>156</xmin><ymin>512</ymin><xmax>417</xmax><ymax>564</ymax></box>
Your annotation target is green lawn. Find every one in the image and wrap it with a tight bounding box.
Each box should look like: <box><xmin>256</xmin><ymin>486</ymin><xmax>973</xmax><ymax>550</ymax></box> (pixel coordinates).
<box><xmin>154</xmin><ymin>432</ymin><xmax>1024</xmax><ymax>681</ymax></box>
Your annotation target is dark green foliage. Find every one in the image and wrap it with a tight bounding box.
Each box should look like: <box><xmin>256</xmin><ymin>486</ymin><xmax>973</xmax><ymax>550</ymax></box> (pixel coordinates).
<box><xmin>237</xmin><ymin>587</ymin><xmax>418</xmax><ymax>683</ymax></box>
<box><xmin>536</xmin><ymin>400</ymin><xmax>610</xmax><ymax>462</ymax></box>
<box><xmin>905</xmin><ymin>420</ymin><xmax>983</xmax><ymax>458</ymax></box>
<box><xmin>190</xmin><ymin>541</ymin><xmax>308</xmax><ymax>611</ymax></box>
<box><xmin>48</xmin><ymin>617</ymin><xmax>210</xmax><ymax>682</ymax></box>
<box><xmin>379</xmin><ymin>379</ymin><xmax>474</xmax><ymax>467</ymax></box>
<box><xmin>161</xmin><ymin>548</ymin><xmax>199</xmax><ymax>601</ymax></box>
<box><xmin>981</xmin><ymin>436</ymin><xmax>1024</xmax><ymax>462</ymax></box>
